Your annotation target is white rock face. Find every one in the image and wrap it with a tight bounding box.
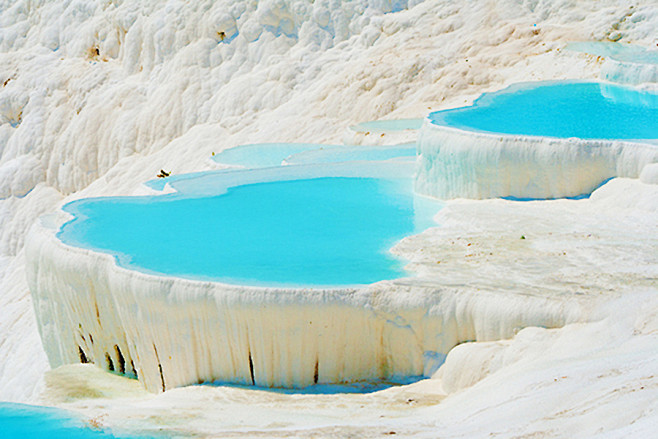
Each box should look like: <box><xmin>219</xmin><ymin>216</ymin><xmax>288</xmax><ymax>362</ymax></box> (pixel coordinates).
<box><xmin>415</xmin><ymin>122</ymin><xmax>658</xmax><ymax>199</ymax></box>
<box><xmin>599</xmin><ymin>39</ymin><xmax>658</xmax><ymax>85</ymax></box>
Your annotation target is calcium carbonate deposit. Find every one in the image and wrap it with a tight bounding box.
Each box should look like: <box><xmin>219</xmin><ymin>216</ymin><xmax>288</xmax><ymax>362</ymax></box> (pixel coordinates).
<box><xmin>1</xmin><ymin>0</ymin><xmax>658</xmax><ymax>438</ymax></box>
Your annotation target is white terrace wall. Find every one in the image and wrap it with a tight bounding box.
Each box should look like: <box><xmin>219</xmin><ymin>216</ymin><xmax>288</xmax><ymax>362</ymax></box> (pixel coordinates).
<box><xmin>25</xmin><ymin>215</ymin><xmax>583</xmax><ymax>392</ymax></box>
<box><xmin>415</xmin><ymin>122</ymin><xmax>658</xmax><ymax>200</ymax></box>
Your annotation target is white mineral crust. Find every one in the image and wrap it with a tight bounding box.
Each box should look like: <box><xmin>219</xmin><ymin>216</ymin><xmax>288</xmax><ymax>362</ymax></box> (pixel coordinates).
<box><xmin>1</xmin><ymin>0</ymin><xmax>657</xmax><ymax>437</ymax></box>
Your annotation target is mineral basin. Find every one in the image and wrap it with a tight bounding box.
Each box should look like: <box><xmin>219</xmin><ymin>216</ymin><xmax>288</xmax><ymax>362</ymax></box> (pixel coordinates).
<box><xmin>29</xmin><ymin>160</ymin><xmax>544</xmax><ymax>393</ymax></box>
<box><xmin>415</xmin><ymin>81</ymin><xmax>658</xmax><ymax>200</ymax></box>
<box><xmin>26</xmin><ymin>163</ymin><xmax>582</xmax><ymax>394</ymax></box>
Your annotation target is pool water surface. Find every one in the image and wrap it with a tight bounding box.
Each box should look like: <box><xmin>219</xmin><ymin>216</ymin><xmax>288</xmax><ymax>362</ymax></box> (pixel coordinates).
<box><xmin>0</xmin><ymin>403</ymin><xmax>124</xmax><ymax>439</ymax></box>
<box><xmin>429</xmin><ymin>81</ymin><xmax>658</xmax><ymax>140</ymax></box>
<box><xmin>59</xmin><ymin>177</ymin><xmax>440</xmax><ymax>287</ymax></box>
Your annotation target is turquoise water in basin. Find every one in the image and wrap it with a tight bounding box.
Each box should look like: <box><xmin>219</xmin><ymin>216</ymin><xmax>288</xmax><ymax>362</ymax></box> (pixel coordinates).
<box><xmin>0</xmin><ymin>403</ymin><xmax>125</xmax><ymax>439</ymax></box>
<box><xmin>59</xmin><ymin>177</ymin><xmax>440</xmax><ymax>287</ymax></box>
<box><xmin>428</xmin><ymin>81</ymin><xmax>658</xmax><ymax>140</ymax></box>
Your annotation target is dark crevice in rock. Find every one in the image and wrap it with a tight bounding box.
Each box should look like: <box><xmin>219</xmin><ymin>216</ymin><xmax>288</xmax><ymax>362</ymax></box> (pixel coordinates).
<box><xmin>105</xmin><ymin>352</ymin><xmax>114</xmax><ymax>372</ymax></box>
<box><xmin>114</xmin><ymin>344</ymin><xmax>125</xmax><ymax>374</ymax></box>
<box><xmin>153</xmin><ymin>344</ymin><xmax>165</xmax><ymax>392</ymax></box>
<box><xmin>78</xmin><ymin>346</ymin><xmax>88</xmax><ymax>364</ymax></box>
<box><xmin>248</xmin><ymin>351</ymin><xmax>255</xmax><ymax>386</ymax></box>
<box><xmin>130</xmin><ymin>359</ymin><xmax>138</xmax><ymax>379</ymax></box>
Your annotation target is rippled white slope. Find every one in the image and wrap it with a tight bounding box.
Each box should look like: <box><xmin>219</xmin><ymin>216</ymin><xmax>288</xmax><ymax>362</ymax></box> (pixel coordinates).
<box><xmin>1</xmin><ymin>0</ymin><xmax>658</xmax><ymax>436</ymax></box>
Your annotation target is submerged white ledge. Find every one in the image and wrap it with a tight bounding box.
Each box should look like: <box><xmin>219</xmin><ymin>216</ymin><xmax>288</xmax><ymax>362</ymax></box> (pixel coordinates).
<box><xmin>602</xmin><ymin>58</ymin><xmax>658</xmax><ymax>85</ymax></box>
<box><xmin>415</xmin><ymin>121</ymin><xmax>658</xmax><ymax>200</ymax></box>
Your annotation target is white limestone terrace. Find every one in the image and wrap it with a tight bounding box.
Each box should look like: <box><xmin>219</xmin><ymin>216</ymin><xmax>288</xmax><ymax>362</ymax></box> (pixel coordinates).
<box><xmin>416</xmin><ymin>123</ymin><xmax>658</xmax><ymax>200</ymax></box>
<box><xmin>35</xmin><ymin>176</ymin><xmax>658</xmax><ymax>438</ymax></box>
<box><xmin>1</xmin><ymin>0</ymin><xmax>658</xmax><ymax>437</ymax></box>
<box><xmin>346</xmin><ymin>118</ymin><xmax>424</xmax><ymax>146</ymax></box>
<box><xmin>26</xmin><ymin>159</ymin><xmax>590</xmax><ymax>393</ymax></box>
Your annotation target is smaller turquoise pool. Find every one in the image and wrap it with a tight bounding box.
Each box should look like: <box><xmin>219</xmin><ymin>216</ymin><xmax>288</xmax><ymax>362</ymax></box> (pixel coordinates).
<box><xmin>147</xmin><ymin>143</ymin><xmax>415</xmax><ymax>192</ymax></box>
<box><xmin>0</xmin><ymin>403</ymin><xmax>127</xmax><ymax>439</ymax></box>
<box><xmin>428</xmin><ymin>81</ymin><xmax>658</xmax><ymax>140</ymax></box>
<box><xmin>59</xmin><ymin>176</ymin><xmax>440</xmax><ymax>287</ymax></box>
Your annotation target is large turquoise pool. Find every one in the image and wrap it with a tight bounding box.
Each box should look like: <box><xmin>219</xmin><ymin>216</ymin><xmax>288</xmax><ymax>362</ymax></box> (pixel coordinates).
<box><xmin>428</xmin><ymin>81</ymin><xmax>658</xmax><ymax>140</ymax></box>
<box><xmin>59</xmin><ymin>176</ymin><xmax>439</xmax><ymax>287</ymax></box>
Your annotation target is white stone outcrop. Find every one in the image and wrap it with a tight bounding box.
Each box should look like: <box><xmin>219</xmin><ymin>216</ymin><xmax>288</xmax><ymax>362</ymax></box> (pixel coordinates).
<box><xmin>415</xmin><ymin>121</ymin><xmax>658</xmax><ymax>200</ymax></box>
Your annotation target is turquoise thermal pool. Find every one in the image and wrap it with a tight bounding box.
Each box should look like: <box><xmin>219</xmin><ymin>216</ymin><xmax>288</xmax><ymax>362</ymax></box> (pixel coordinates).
<box><xmin>145</xmin><ymin>143</ymin><xmax>415</xmax><ymax>191</ymax></box>
<box><xmin>0</xmin><ymin>403</ymin><xmax>121</xmax><ymax>439</ymax></box>
<box><xmin>58</xmin><ymin>176</ymin><xmax>440</xmax><ymax>288</ymax></box>
<box><xmin>428</xmin><ymin>81</ymin><xmax>658</xmax><ymax>140</ymax></box>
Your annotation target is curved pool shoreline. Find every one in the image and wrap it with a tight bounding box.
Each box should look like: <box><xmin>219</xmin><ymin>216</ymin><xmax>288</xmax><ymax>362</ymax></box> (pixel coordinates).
<box><xmin>27</xmin><ymin>155</ymin><xmax>585</xmax><ymax>394</ymax></box>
